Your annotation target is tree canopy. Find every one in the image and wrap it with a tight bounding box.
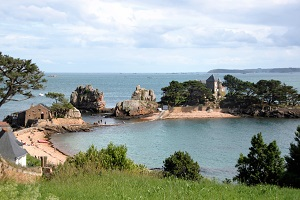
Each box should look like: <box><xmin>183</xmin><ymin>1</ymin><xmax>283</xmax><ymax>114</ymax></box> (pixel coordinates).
<box><xmin>45</xmin><ymin>92</ymin><xmax>74</xmax><ymax>118</ymax></box>
<box><xmin>0</xmin><ymin>52</ymin><xmax>46</xmax><ymax>108</ymax></box>
<box><xmin>283</xmin><ymin>126</ymin><xmax>300</xmax><ymax>188</ymax></box>
<box><xmin>222</xmin><ymin>75</ymin><xmax>299</xmax><ymax>108</ymax></box>
<box><xmin>161</xmin><ymin>80</ymin><xmax>214</xmax><ymax>106</ymax></box>
<box><xmin>234</xmin><ymin>133</ymin><xmax>285</xmax><ymax>185</ymax></box>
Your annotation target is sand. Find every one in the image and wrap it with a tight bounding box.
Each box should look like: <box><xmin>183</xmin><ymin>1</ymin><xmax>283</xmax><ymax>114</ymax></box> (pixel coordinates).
<box><xmin>14</xmin><ymin>128</ymin><xmax>67</xmax><ymax>165</ymax></box>
<box><xmin>141</xmin><ymin>109</ymin><xmax>238</xmax><ymax>121</ymax></box>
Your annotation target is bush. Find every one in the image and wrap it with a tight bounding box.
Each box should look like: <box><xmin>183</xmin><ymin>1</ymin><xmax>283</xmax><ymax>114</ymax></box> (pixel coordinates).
<box><xmin>163</xmin><ymin>151</ymin><xmax>201</xmax><ymax>181</ymax></box>
<box><xmin>233</xmin><ymin>133</ymin><xmax>285</xmax><ymax>185</ymax></box>
<box><xmin>53</xmin><ymin>143</ymin><xmax>145</xmax><ymax>178</ymax></box>
<box><xmin>26</xmin><ymin>154</ymin><xmax>41</xmax><ymax>167</ymax></box>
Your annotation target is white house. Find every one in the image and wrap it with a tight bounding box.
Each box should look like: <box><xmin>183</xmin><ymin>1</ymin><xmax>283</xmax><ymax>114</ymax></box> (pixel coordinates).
<box><xmin>0</xmin><ymin>122</ymin><xmax>27</xmax><ymax>167</ymax></box>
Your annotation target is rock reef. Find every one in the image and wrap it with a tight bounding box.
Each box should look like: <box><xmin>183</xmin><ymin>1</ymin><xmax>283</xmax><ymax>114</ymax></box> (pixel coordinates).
<box><xmin>70</xmin><ymin>85</ymin><xmax>106</xmax><ymax>112</ymax></box>
<box><xmin>115</xmin><ymin>85</ymin><xmax>158</xmax><ymax>118</ymax></box>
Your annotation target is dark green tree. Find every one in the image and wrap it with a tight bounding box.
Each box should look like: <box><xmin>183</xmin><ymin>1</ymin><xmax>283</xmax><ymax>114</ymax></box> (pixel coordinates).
<box><xmin>256</xmin><ymin>80</ymin><xmax>282</xmax><ymax>105</ymax></box>
<box><xmin>283</xmin><ymin>126</ymin><xmax>300</xmax><ymax>188</ymax></box>
<box><xmin>0</xmin><ymin>52</ymin><xmax>46</xmax><ymax>108</ymax></box>
<box><xmin>234</xmin><ymin>133</ymin><xmax>285</xmax><ymax>185</ymax></box>
<box><xmin>163</xmin><ymin>151</ymin><xmax>201</xmax><ymax>181</ymax></box>
<box><xmin>45</xmin><ymin>92</ymin><xmax>74</xmax><ymax>118</ymax></box>
<box><xmin>161</xmin><ymin>80</ymin><xmax>213</xmax><ymax>106</ymax></box>
<box><xmin>183</xmin><ymin>80</ymin><xmax>214</xmax><ymax>105</ymax></box>
<box><xmin>161</xmin><ymin>81</ymin><xmax>188</xmax><ymax>106</ymax></box>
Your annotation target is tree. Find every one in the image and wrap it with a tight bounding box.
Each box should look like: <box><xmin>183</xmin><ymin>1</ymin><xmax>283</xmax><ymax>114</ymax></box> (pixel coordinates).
<box><xmin>161</xmin><ymin>81</ymin><xmax>188</xmax><ymax>106</ymax></box>
<box><xmin>45</xmin><ymin>92</ymin><xmax>74</xmax><ymax>118</ymax></box>
<box><xmin>283</xmin><ymin>126</ymin><xmax>300</xmax><ymax>188</ymax></box>
<box><xmin>233</xmin><ymin>133</ymin><xmax>285</xmax><ymax>185</ymax></box>
<box><xmin>183</xmin><ymin>80</ymin><xmax>214</xmax><ymax>105</ymax></box>
<box><xmin>0</xmin><ymin>52</ymin><xmax>46</xmax><ymax>108</ymax></box>
<box><xmin>161</xmin><ymin>80</ymin><xmax>213</xmax><ymax>106</ymax></box>
<box><xmin>163</xmin><ymin>151</ymin><xmax>201</xmax><ymax>181</ymax></box>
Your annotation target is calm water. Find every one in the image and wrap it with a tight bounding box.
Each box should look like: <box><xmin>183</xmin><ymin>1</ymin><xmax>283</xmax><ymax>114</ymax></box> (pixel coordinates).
<box><xmin>1</xmin><ymin>72</ymin><xmax>300</xmax><ymax>180</ymax></box>
<box><xmin>51</xmin><ymin>117</ymin><xmax>299</xmax><ymax>181</ymax></box>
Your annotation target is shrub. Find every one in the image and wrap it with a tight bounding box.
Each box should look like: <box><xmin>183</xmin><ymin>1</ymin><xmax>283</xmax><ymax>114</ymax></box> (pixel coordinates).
<box><xmin>26</xmin><ymin>154</ymin><xmax>41</xmax><ymax>167</ymax></box>
<box><xmin>233</xmin><ymin>133</ymin><xmax>285</xmax><ymax>185</ymax></box>
<box><xmin>163</xmin><ymin>151</ymin><xmax>201</xmax><ymax>181</ymax></box>
<box><xmin>53</xmin><ymin>143</ymin><xmax>144</xmax><ymax>178</ymax></box>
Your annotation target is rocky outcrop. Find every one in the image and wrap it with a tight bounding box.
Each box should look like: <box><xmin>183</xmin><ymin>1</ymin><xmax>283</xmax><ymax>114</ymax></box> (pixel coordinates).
<box><xmin>115</xmin><ymin>85</ymin><xmax>158</xmax><ymax>118</ymax></box>
<box><xmin>115</xmin><ymin>100</ymin><xmax>158</xmax><ymax>118</ymax></box>
<box><xmin>65</xmin><ymin>107</ymin><xmax>82</xmax><ymax>118</ymax></box>
<box><xmin>227</xmin><ymin>106</ymin><xmax>300</xmax><ymax>118</ymax></box>
<box><xmin>131</xmin><ymin>85</ymin><xmax>156</xmax><ymax>101</ymax></box>
<box><xmin>70</xmin><ymin>85</ymin><xmax>106</xmax><ymax>112</ymax></box>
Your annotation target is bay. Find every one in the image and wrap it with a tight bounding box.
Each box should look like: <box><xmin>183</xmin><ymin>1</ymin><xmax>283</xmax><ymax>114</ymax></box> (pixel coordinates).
<box><xmin>51</xmin><ymin>116</ymin><xmax>300</xmax><ymax>181</ymax></box>
<box><xmin>1</xmin><ymin>72</ymin><xmax>300</xmax><ymax>180</ymax></box>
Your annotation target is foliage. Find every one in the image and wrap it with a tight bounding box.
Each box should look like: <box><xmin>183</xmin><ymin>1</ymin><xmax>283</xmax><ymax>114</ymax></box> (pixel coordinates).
<box><xmin>0</xmin><ymin>52</ymin><xmax>46</xmax><ymax>108</ymax></box>
<box><xmin>233</xmin><ymin>133</ymin><xmax>285</xmax><ymax>185</ymax></box>
<box><xmin>283</xmin><ymin>126</ymin><xmax>300</xmax><ymax>188</ymax></box>
<box><xmin>54</xmin><ymin>143</ymin><xmax>144</xmax><ymax>177</ymax></box>
<box><xmin>45</xmin><ymin>92</ymin><xmax>74</xmax><ymax>118</ymax></box>
<box><xmin>161</xmin><ymin>80</ymin><xmax>213</xmax><ymax>106</ymax></box>
<box><xmin>26</xmin><ymin>154</ymin><xmax>41</xmax><ymax>167</ymax></box>
<box><xmin>163</xmin><ymin>151</ymin><xmax>201</xmax><ymax>181</ymax></box>
<box><xmin>221</xmin><ymin>74</ymin><xmax>299</xmax><ymax>108</ymax></box>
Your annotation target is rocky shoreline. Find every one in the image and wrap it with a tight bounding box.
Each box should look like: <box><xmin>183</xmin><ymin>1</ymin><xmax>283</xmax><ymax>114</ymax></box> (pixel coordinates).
<box><xmin>227</xmin><ymin>106</ymin><xmax>300</xmax><ymax>118</ymax></box>
<box><xmin>13</xmin><ymin>106</ymin><xmax>299</xmax><ymax>166</ymax></box>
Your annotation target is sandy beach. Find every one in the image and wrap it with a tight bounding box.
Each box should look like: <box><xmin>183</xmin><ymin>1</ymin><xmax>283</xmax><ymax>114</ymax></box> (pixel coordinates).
<box><xmin>14</xmin><ymin>128</ymin><xmax>67</xmax><ymax>165</ymax></box>
<box><xmin>141</xmin><ymin>109</ymin><xmax>238</xmax><ymax>121</ymax></box>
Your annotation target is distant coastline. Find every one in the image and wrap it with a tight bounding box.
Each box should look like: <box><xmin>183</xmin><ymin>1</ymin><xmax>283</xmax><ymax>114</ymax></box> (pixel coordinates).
<box><xmin>208</xmin><ymin>67</ymin><xmax>300</xmax><ymax>74</ymax></box>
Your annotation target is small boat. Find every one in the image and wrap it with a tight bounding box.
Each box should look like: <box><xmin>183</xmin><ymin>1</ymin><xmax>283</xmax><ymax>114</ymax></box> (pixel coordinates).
<box><xmin>39</xmin><ymin>93</ymin><xmax>45</xmax><ymax>96</ymax></box>
<box><xmin>37</xmin><ymin>139</ymin><xmax>48</xmax><ymax>143</ymax></box>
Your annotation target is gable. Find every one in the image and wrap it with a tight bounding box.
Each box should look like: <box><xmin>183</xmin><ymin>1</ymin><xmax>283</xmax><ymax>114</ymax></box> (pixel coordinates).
<box><xmin>0</xmin><ymin>130</ymin><xmax>27</xmax><ymax>162</ymax></box>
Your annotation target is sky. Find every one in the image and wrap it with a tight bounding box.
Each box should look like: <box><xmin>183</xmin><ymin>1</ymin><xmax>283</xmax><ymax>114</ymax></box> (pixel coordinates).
<box><xmin>1</xmin><ymin>0</ymin><xmax>300</xmax><ymax>73</ymax></box>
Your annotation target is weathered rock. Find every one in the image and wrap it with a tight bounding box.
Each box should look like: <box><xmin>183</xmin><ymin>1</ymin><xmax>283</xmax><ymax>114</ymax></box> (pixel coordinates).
<box><xmin>131</xmin><ymin>85</ymin><xmax>156</xmax><ymax>101</ymax></box>
<box><xmin>70</xmin><ymin>85</ymin><xmax>106</xmax><ymax>112</ymax></box>
<box><xmin>115</xmin><ymin>85</ymin><xmax>158</xmax><ymax>118</ymax></box>
<box><xmin>65</xmin><ymin>107</ymin><xmax>82</xmax><ymax>118</ymax></box>
<box><xmin>115</xmin><ymin>100</ymin><xmax>158</xmax><ymax>118</ymax></box>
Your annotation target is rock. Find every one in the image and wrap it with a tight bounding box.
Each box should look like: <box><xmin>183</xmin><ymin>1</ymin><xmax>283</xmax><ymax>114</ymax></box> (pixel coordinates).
<box><xmin>131</xmin><ymin>85</ymin><xmax>156</xmax><ymax>101</ymax></box>
<box><xmin>70</xmin><ymin>85</ymin><xmax>106</xmax><ymax>112</ymax></box>
<box><xmin>65</xmin><ymin>107</ymin><xmax>82</xmax><ymax>118</ymax></box>
<box><xmin>115</xmin><ymin>85</ymin><xmax>158</xmax><ymax>118</ymax></box>
<box><xmin>115</xmin><ymin>100</ymin><xmax>158</xmax><ymax>118</ymax></box>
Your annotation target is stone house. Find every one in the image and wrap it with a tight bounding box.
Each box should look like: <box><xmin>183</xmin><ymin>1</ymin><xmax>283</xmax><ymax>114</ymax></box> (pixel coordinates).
<box><xmin>0</xmin><ymin>122</ymin><xmax>27</xmax><ymax>167</ymax></box>
<box><xmin>15</xmin><ymin>104</ymin><xmax>51</xmax><ymax>127</ymax></box>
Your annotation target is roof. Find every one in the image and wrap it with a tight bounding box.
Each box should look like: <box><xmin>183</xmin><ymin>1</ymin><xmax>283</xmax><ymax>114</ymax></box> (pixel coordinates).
<box><xmin>206</xmin><ymin>74</ymin><xmax>218</xmax><ymax>82</ymax></box>
<box><xmin>0</xmin><ymin>130</ymin><xmax>27</xmax><ymax>161</ymax></box>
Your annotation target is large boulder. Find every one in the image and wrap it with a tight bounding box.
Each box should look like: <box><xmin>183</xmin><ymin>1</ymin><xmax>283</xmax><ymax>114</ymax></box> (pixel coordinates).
<box><xmin>115</xmin><ymin>100</ymin><xmax>158</xmax><ymax>118</ymax></box>
<box><xmin>131</xmin><ymin>85</ymin><xmax>156</xmax><ymax>101</ymax></box>
<box><xmin>115</xmin><ymin>85</ymin><xmax>158</xmax><ymax>118</ymax></box>
<box><xmin>70</xmin><ymin>85</ymin><xmax>106</xmax><ymax>112</ymax></box>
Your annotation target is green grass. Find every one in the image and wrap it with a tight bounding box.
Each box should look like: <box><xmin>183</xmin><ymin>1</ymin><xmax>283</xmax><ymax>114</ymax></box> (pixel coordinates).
<box><xmin>1</xmin><ymin>171</ymin><xmax>300</xmax><ymax>199</ymax></box>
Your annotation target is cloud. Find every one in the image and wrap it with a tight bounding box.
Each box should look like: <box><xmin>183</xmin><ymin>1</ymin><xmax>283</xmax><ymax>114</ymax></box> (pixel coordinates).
<box><xmin>0</xmin><ymin>0</ymin><xmax>299</xmax><ymax>72</ymax></box>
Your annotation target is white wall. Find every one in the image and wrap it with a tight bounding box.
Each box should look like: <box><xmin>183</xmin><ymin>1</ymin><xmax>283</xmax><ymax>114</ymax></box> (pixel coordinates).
<box><xmin>16</xmin><ymin>155</ymin><xmax>27</xmax><ymax>167</ymax></box>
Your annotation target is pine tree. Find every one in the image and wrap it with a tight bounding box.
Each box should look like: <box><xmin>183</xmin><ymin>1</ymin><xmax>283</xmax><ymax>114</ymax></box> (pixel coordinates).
<box><xmin>284</xmin><ymin>126</ymin><xmax>300</xmax><ymax>188</ymax></box>
<box><xmin>234</xmin><ymin>133</ymin><xmax>285</xmax><ymax>185</ymax></box>
<box><xmin>0</xmin><ymin>52</ymin><xmax>46</xmax><ymax>108</ymax></box>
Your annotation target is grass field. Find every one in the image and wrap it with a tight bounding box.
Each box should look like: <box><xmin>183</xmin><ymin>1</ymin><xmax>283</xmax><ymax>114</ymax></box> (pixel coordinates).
<box><xmin>1</xmin><ymin>170</ymin><xmax>300</xmax><ymax>199</ymax></box>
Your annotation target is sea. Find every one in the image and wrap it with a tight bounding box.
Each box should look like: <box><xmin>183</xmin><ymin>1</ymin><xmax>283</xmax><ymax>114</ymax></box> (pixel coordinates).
<box><xmin>1</xmin><ymin>72</ymin><xmax>300</xmax><ymax>181</ymax></box>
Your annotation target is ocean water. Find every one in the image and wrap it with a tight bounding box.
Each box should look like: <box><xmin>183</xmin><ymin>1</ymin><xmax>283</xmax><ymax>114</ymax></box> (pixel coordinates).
<box><xmin>1</xmin><ymin>72</ymin><xmax>300</xmax><ymax>180</ymax></box>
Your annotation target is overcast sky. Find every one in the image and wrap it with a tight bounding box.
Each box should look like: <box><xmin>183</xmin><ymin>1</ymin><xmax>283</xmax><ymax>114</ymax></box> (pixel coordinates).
<box><xmin>1</xmin><ymin>0</ymin><xmax>300</xmax><ymax>73</ymax></box>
